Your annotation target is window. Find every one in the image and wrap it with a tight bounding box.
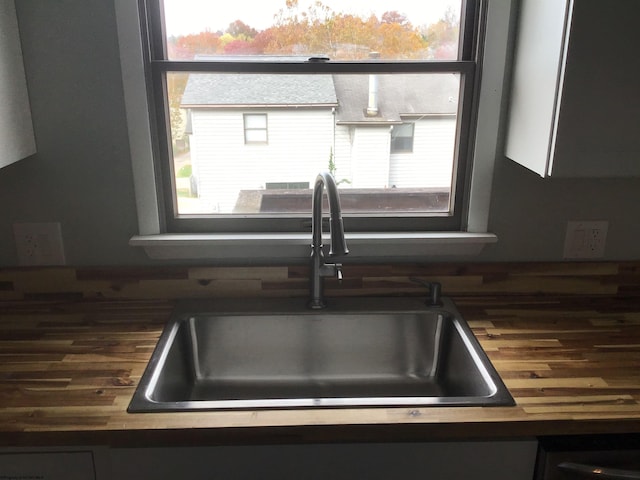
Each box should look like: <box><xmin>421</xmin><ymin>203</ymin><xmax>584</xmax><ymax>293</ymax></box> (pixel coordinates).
<box><xmin>390</xmin><ymin>123</ymin><xmax>415</xmax><ymax>153</ymax></box>
<box><xmin>117</xmin><ymin>0</ymin><xmax>514</xmax><ymax>260</ymax></box>
<box><xmin>244</xmin><ymin>114</ymin><xmax>268</xmax><ymax>144</ymax></box>
<box><xmin>136</xmin><ymin>0</ymin><xmax>486</xmax><ymax>235</ymax></box>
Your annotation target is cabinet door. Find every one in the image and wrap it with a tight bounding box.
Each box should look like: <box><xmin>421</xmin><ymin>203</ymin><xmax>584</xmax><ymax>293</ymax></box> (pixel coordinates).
<box><xmin>506</xmin><ymin>0</ymin><xmax>640</xmax><ymax>178</ymax></box>
<box><xmin>111</xmin><ymin>441</ymin><xmax>538</xmax><ymax>480</ymax></box>
<box><xmin>551</xmin><ymin>0</ymin><xmax>640</xmax><ymax>177</ymax></box>
<box><xmin>505</xmin><ymin>0</ymin><xmax>570</xmax><ymax>177</ymax></box>
<box><xmin>0</xmin><ymin>451</ymin><xmax>97</xmax><ymax>480</ymax></box>
<box><xmin>0</xmin><ymin>0</ymin><xmax>36</xmax><ymax>169</ymax></box>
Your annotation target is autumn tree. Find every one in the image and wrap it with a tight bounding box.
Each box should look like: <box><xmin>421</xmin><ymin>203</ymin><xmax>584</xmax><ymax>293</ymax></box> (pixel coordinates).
<box><xmin>168</xmin><ymin>30</ymin><xmax>221</xmax><ymax>59</ymax></box>
<box><xmin>381</xmin><ymin>11</ymin><xmax>408</xmax><ymax>27</ymax></box>
<box><xmin>265</xmin><ymin>1</ymin><xmax>427</xmax><ymax>59</ymax></box>
<box><xmin>327</xmin><ymin>14</ymin><xmax>376</xmax><ymax>59</ymax></box>
<box><xmin>252</xmin><ymin>29</ymin><xmax>275</xmax><ymax>53</ymax></box>
<box><xmin>167</xmin><ymin>2</ymin><xmax>460</xmax><ymax>60</ymax></box>
<box><xmin>377</xmin><ymin>22</ymin><xmax>425</xmax><ymax>59</ymax></box>
<box><xmin>268</xmin><ymin>0</ymin><xmax>309</xmax><ymax>54</ymax></box>
<box><xmin>227</xmin><ymin>20</ymin><xmax>258</xmax><ymax>39</ymax></box>
<box><xmin>224</xmin><ymin>38</ymin><xmax>260</xmax><ymax>54</ymax></box>
<box><xmin>421</xmin><ymin>6</ymin><xmax>460</xmax><ymax>59</ymax></box>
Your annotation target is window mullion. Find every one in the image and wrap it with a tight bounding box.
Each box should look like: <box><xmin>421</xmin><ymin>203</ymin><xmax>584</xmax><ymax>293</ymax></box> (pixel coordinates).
<box><xmin>150</xmin><ymin>60</ymin><xmax>476</xmax><ymax>76</ymax></box>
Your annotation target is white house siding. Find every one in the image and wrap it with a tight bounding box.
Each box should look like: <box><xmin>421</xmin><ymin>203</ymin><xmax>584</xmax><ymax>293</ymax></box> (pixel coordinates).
<box><xmin>190</xmin><ymin>108</ymin><xmax>335</xmax><ymax>212</ymax></box>
<box><xmin>389</xmin><ymin>117</ymin><xmax>457</xmax><ymax>189</ymax></box>
<box><xmin>350</xmin><ymin>126</ymin><xmax>392</xmax><ymax>188</ymax></box>
<box><xmin>332</xmin><ymin>125</ymin><xmax>353</xmax><ymax>186</ymax></box>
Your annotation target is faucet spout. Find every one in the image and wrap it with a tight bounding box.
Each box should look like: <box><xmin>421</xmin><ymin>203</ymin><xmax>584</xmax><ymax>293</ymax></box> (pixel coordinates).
<box><xmin>308</xmin><ymin>171</ymin><xmax>349</xmax><ymax>309</ymax></box>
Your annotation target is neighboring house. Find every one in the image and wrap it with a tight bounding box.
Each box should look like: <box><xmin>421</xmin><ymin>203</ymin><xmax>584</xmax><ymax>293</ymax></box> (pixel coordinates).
<box><xmin>180</xmin><ymin>62</ymin><xmax>458</xmax><ymax>213</ymax></box>
<box><xmin>332</xmin><ymin>74</ymin><xmax>458</xmax><ymax>190</ymax></box>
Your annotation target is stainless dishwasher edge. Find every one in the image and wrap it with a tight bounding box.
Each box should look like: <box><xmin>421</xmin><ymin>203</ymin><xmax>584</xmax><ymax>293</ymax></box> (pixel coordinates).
<box><xmin>535</xmin><ymin>434</ymin><xmax>640</xmax><ymax>480</ymax></box>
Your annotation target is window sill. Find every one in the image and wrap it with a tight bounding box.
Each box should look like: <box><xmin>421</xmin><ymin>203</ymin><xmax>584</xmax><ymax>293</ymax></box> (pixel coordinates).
<box><xmin>129</xmin><ymin>232</ymin><xmax>497</xmax><ymax>262</ymax></box>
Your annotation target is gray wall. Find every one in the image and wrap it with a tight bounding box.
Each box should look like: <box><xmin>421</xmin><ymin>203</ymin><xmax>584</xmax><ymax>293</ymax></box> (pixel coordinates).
<box><xmin>0</xmin><ymin>0</ymin><xmax>638</xmax><ymax>266</ymax></box>
<box><xmin>482</xmin><ymin>160</ymin><xmax>640</xmax><ymax>261</ymax></box>
<box><xmin>1</xmin><ymin>0</ymin><xmax>146</xmax><ymax>265</ymax></box>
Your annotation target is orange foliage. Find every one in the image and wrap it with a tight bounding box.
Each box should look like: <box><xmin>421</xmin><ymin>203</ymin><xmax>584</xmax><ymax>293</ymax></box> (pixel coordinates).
<box><xmin>421</xmin><ymin>7</ymin><xmax>460</xmax><ymax>60</ymax></box>
<box><xmin>377</xmin><ymin>22</ymin><xmax>425</xmax><ymax>59</ymax></box>
<box><xmin>167</xmin><ymin>2</ymin><xmax>457</xmax><ymax>60</ymax></box>
<box><xmin>168</xmin><ymin>31</ymin><xmax>221</xmax><ymax>60</ymax></box>
<box><xmin>262</xmin><ymin>3</ymin><xmax>427</xmax><ymax>59</ymax></box>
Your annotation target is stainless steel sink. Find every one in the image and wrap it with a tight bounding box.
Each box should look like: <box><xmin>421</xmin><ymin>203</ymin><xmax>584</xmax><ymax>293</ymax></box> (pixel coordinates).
<box><xmin>128</xmin><ymin>297</ymin><xmax>514</xmax><ymax>411</ymax></box>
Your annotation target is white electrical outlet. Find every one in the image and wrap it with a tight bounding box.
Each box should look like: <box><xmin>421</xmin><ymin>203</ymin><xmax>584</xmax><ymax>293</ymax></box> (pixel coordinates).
<box><xmin>563</xmin><ymin>220</ymin><xmax>608</xmax><ymax>259</ymax></box>
<box><xmin>13</xmin><ymin>222</ymin><xmax>66</xmax><ymax>266</ymax></box>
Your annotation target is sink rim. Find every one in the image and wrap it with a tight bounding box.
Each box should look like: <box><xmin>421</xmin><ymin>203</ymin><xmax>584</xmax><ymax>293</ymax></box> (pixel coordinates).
<box><xmin>128</xmin><ymin>297</ymin><xmax>515</xmax><ymax>412</ymax></box>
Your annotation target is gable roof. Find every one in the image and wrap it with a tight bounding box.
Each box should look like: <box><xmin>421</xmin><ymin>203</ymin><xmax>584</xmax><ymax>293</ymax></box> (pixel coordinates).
<box><xmin>333</xmin><ymin>74</ymin><xmax>459</xmax><ymax>124</ymax></box>
<box><xmin>181</xmin><ymin>74</ymin><xmax>338</xmax><ymax>107</ymax></box>
<box><xmin>180</xmin><ymin>69</ymin><xmax>459</xmax><ymax>122</ymax></box>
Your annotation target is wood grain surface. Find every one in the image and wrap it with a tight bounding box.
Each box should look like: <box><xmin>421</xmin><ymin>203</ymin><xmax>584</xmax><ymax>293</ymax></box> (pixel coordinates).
<box><xmin>1</xmin><ymin>290</ymin><xmax>640</xmax><ymax>447</ymax></box>
<box><xmin>2</xmin><ymin>261</ymin><xmax>640</xmax><ymax>302</ymax></box>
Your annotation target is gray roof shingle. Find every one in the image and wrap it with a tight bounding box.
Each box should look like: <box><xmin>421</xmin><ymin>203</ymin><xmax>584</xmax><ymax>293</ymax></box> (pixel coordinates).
<box><xmin>180</xmin><ymin>69</ymin><xmax>459</xmax><ymax>122</ymax></box>
<box><xmin>333</xmin><ymin>74</ymin><xmax>459</xmax><ymax>124</ymax></box>
<box><xmin>181</xmin><ymin>74</ymin><xmax>338</xmax><ymax>106</ymax></box>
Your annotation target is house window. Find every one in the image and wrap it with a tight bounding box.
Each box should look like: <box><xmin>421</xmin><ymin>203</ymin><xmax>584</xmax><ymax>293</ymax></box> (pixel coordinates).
<box><xmin>244</xmin><ymin>114</ymin><xmax>268</xmax><ymax>144</ymax></box>
<box><xmin>140</xmin><ymin>0</ymin><xmax>484</xmax><ymax>234</ymax></box>
<box><xmin>390</xmin><ymin>123</ymin><xmax>415</xmax><ymax>153</ymax></box>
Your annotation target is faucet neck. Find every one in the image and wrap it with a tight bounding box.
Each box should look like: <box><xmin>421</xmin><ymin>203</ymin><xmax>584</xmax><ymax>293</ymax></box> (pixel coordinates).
<box><xmin>308</xmin><ymin>171</ymin><xmax>349</xmax><ymax>309</ymax></box>
<box><xmin>311</xmin><ymin>172</ymin><xmax>348</xmax><ymax>256</ymax></box>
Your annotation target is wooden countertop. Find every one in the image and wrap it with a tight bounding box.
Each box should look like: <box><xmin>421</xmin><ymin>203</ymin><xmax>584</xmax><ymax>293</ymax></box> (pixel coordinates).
<box><xmin>1</xmin><ymin>295</ymin><xmax>640</xmax><ymax>447</ymax></box>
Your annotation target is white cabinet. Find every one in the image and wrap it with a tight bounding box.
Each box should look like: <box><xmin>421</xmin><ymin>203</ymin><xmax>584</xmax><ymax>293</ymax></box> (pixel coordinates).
<box><xmin>505</xmin><ymin>0</ymin><xmax>640</xmax><ymax>177</ymax></box>
<box><xmin>0</xmin><ymin>0</ymin><xmax>36</xmax><ymax>169</ymax></box>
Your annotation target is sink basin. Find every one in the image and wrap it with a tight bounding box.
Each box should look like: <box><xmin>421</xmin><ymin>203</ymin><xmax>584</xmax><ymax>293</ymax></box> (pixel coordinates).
<box><xmin>128</xmin><ymin>297</ymin><xmax>514</xmax><ymax>411</ymax></box>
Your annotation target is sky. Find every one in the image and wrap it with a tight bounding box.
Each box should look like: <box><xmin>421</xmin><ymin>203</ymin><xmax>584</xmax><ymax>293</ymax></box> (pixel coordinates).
<box><xmin>163</xmin><ymin>0</ymin><xmax>461</xmax><ymax>36</ymax></box>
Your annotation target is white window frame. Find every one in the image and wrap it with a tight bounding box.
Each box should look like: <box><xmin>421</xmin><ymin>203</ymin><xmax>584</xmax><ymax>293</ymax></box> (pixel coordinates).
<box><xmin>243</xmin><ymin>113</ymin><xmax>268</xmax><ymax>144</ymax></box>
<box><xmin>115</xmin><ymin>0</ymin><xmax>512</xmax><ymax>261</ymax></box>
<box><xmin>390</xmin><ymin>123</ymin><xmax>415</xmax><ymax>153</ymax></box>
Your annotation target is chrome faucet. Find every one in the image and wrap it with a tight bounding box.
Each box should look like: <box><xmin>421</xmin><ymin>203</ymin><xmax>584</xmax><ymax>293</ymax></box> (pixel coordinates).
<box><xmin>308</xmin><ymin>171</ymin><xmax>349</xmax><ymax>309</ymax></box>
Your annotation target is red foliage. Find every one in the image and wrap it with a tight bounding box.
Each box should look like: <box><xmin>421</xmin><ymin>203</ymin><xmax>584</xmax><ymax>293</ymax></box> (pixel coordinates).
<box><xmin>252</xmin><ymin>29</ymin><xmax>274</xmax><ymax>53</ymax></box>
<box><xmin>381</xmin><ymin>11</ymin><xmax>408</xmax><ymax>26</ymax></box>
<box><xmin>224</xmin><ymin>39</ymin><xmax>260</xmax><ymax>54</ymax></box>
<box><xmin>169</xmin><ymin>30</ymin><xmax>221</xmax><ymax>59</ymax></box>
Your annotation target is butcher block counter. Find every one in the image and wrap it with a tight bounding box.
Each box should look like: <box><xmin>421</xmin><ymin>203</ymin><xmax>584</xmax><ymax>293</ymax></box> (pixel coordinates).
<box><xmin>1</xmin><ymin>262</ymin><xmax>640</xmax><ymax>447</ymax></box>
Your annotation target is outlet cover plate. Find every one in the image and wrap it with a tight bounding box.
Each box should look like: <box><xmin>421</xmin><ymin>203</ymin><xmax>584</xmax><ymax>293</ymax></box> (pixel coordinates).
<box><xmin>563</xmin><ymin>220</ymin><xmax>608</xmax><ymax>259</ymax></box>
<box><xmin>13</xmin><ymin>222</ymin><xmax>66</xmax><ymax>266</ymax></box>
